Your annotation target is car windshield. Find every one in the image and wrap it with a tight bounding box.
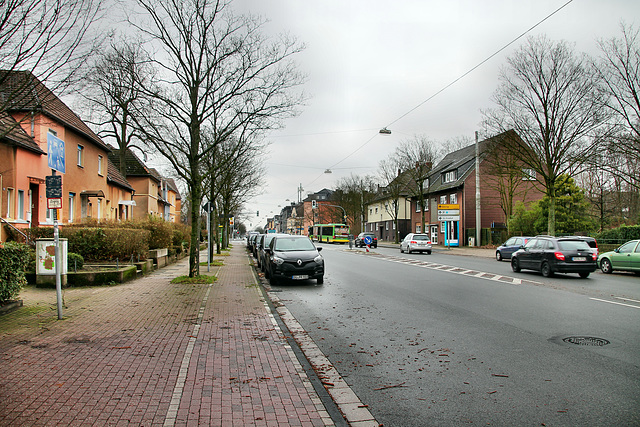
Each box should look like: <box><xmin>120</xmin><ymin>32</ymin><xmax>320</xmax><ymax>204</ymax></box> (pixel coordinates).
<box><xmin>412</xmin><ymin>235</ymin><xmax>429</xmax><ymax>241</ymax></box>
<box><xmin>274</xmin><ymin>237</ymin><xmax>316</xmax><ymax>252</ymax></box>
<box><xmin>557</xmin><ymin>240</ymin><xmax>590</xmax><ymax>251</ymax></box>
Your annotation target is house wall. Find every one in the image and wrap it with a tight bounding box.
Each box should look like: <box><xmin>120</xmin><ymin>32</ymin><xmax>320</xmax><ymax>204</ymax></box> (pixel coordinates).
<box><xmin>129</xmin><ymin>176</ymin><xmax>160</xmax><ymax>219</ymax></box>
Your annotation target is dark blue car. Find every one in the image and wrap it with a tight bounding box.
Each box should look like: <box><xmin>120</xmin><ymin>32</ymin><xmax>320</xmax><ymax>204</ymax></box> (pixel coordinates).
<box><xmin>496</xmin><ymin>236</ymin><xmax>532</xmax><ymax>261</ymax></box>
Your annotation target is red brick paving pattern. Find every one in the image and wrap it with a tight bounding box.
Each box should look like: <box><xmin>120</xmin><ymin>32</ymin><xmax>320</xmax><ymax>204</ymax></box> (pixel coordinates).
<box><xmin>0</xmin><ymin>245</ymin><xmax>333</xmax><ymax>426</ymax></box>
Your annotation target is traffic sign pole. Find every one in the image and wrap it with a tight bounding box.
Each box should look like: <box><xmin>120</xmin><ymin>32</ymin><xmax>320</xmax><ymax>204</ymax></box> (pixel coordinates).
<box><xmin>49</xmin><ymin>170</ymin><xmax>63</xmax><ymax>319</ymax></box>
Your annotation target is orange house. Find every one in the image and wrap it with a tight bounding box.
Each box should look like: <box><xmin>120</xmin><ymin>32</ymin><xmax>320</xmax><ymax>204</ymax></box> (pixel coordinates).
<box><xmin>0</xmin><ymin>71</ymin><xmax>116</xmax><ymax>241</ymax></box>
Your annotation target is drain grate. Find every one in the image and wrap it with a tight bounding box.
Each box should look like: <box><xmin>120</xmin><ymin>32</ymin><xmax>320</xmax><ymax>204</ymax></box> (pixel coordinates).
<box><xmin>562</xmin><ymin>336</ymin><xmax>610</xmax><ymax>346</ymax></box>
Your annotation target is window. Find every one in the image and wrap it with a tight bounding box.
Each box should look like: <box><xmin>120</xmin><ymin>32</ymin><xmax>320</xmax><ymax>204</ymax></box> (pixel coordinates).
<box><xmin>369</xmin><ymin>208</ymin><xmax>373</xmax><ymax>215</ymax></box>
<box><xmin>77</xmin><ymin>145</ymin><xmax>84</xmax><ymax>167</ymax></box>
<box><xmin>386</xmin><ymin>222</ymin><xmax>389</xmax><ymax>230</ymax></box>
<box><xmin>98</xmin><ymin>155</ymin><xmax>103</xmax><ymax>175</ymax></box>
<box><xmin>444</xmin><ymin>170</ymin><xmax>457</xmax><ymax>183</ymax></box>
<box><xmin>6</xmin><ymin>188</ymin><xmax>14</xmax><ymax>218</ymax></box>
<box><xmin>416</xmin><ymin>225</ymin><xmax>421</xmax><ymax>233</ymax></box>
<box><xmin>17</xmin><ymin>190</ymin><xmax>24</xmax><ymax>220</ymax></box>
<box><xmin>450</xmin><ymin>193</ymin><xmax>457</xmax><ymax>204</ymax></box>
<box><xmin>440</xmin><ymin>221</ymin><xmax>445</xmax><ymax>233</ymax></box>
<box><xmin>416</xmin><ymin>201</ymin><xmax>421</xmax><ymax>212</ymax></box>
<box><xmin>440</xmin><ymin>195</ymin><xmax>447</xmax><ymax>204</ymax></box>
<box><xmin>523</xmin><ymin>168</ymin><xmax>536</xmax><ymax>181</ymax></box>
<box><xmin>375</xmin><ymin>207</ymin><xmax>378</xmax><ymax>214</ymax></box>
<box><xmin>68</xmin><ymin>193</ymin><xmax>75</xmax><ymax>223</ymax></box>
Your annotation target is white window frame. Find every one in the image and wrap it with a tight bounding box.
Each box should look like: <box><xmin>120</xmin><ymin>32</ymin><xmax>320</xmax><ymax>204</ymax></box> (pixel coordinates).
<box><xmin>416</xmin><ymin>201</ymin><xmax>421</xmax><ymax>212</ymax></box>
<box><xmin>77</xmin><ymin>145</ymin><xmax>84</xmax><ymax>167</ymax></box>
<box><xmin>98</xmin><ymin>155</ymin><xmax>103</xmax><ymax>176</ymax></box>
<box><xmin>450</xmin><ymin>193</ymin><xmax>457</xmax><ymax>204</ymax></box>
<box><xmin>440</xmin><ymin>195</ymin><xmax>447</xmax><ymax>204</ymax></box>
<box><xmin>17</xmin><ymin>190</ymin><xmax>24</xmax><ymax>220</ymax></box>
<box><xmin>416</xmin><ymin>224</ymin><xmax>421</xmax><ymax>233</ymax></box>
<box><xmin>444</xmin><ymin>170</ymin><xmax>457</xmax><ymax>183</ymax></box>
<box><xmin>97</xmin><ymin>198</ymin><xmax>102</xmax><ymax>220</ymax></box>
<box><xmin>6</xmin><ymin>188</ymin><xmax>14</xmax><ymax>218</ymax></box>
<box><xmin>68</xmin><ymin>192</ymin><xmax>75</xmax><ymax>223</ymax></box>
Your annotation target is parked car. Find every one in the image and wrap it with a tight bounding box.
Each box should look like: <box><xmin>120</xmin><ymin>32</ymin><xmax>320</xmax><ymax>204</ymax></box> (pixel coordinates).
<box><xmin>511</xmin><ymin>235</ymin><xmax>598</xmax><ymax>278</ymax></box>
<box><xmin>264</xmin><ymin>235</ymin><xmax>324</xmax><ymax>285</ymax></box>
<box><xmin>598</xmin><ymin>239</ymin><xmax>640</xmax><ymax>274</ymax></box>
<box><xmin>253</xmin><ymin>234</ymin><xmax>266</xmax><ymax>258</ymax></box>
<box><xmin>400</xmin><ymin>233</ymin><xmax>432</xmax><ymax>254</ymax></box>
<box><xmin>496</xmin><ymin>236</ymin><xmax>532</xmax><ymax>261</ymax></box>
<box><xmin>258</xmin><ymin>233</ymin><xmax>288</xmax><ymax>271</ymax></box>
<box><xmin>355</xmin><ymin>232</ymin><xmax>378</xmax><ymax>248</ymax></box>
<box><xmin>247</xmin><ymin>231</ymin><xmax>259</xmax><ymax>249</ymax></box>
<box><xmin>573</xmin><ymin>236</ymin><xmax>599</xmax><ymax>256</ymax></box>
<box><xmin>248</xmin><ymin>232</ymin><xmax>260</xmax><ymax>255</ymax></box>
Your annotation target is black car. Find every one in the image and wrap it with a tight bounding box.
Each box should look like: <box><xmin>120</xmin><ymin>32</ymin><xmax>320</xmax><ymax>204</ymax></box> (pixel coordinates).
<box><xmin>257</xmin><ymin>233</ymin><xmax>288</xmax><ymax>271</ymax></box>
<box><xmin>511</xmin><ymin>235</ymin><xmax>598</xmax><ymax>278</ymax></box>
<box><xmin>264</xmin><ymin>235</ymin><xmax>324</xmax><ymax>285</ymax></box>
<box><xmin>354</xmin><ymin>232</ymin><xmax>378</xmax><ymax>248</ymax></box>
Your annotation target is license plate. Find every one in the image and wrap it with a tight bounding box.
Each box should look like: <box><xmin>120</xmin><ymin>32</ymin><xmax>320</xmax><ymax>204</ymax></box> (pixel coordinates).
<box><xmin>292</xmin><ymin>275</ymin><xmax>309</xmax><ymax>280</ymax></box>
<box><xmin>573</xmin><ymin>256</ymin><xmax>587</xmax><ymax>262</ymax></box>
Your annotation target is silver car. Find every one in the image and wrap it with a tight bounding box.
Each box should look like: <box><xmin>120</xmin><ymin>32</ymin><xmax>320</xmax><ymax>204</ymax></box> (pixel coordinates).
<box><xmin>400</xmin><ymin>233</ymin><xmax>432</xmax><ymax>254</ymax></box>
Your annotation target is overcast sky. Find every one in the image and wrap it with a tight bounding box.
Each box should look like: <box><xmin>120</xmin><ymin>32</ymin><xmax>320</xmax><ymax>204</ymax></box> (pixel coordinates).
<box><xmin>209</xmin><ymin>0</ymin><xmax>639</xmax><ymax>229</ymax></box>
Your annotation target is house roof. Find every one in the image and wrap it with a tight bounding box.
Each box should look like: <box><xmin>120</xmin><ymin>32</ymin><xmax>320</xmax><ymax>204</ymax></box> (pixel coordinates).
<box><xmin>107</xmin><ymin>158</ymin><xmax>134</xmax><ymax>192</ymax></box>
<box><xmin>108</xmin><ymin>146</ymin><xmax>160</xmax><ymax>180</ymax></box>
<box><xmin>0</xmin><ymin>111</ymin><xmax>46</xmax><ymax>154</ymax></box>
<box><xmin>0</xmin><ymin>70</ymin><xmax>109</xmax><ymax>152</ymax></box>
<box><xmin>165</xmin><ymin>178</ymin><xmax>181</xmax><ymax>199</ymax></box>
<box><xmin>428</xmin><ymin>130</ymin><xmax>520</xmax><ymax>194</ymax></box>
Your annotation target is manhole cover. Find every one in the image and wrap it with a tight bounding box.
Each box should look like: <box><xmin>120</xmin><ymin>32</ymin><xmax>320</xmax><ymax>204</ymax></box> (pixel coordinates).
<box><xmin>562</xmin><ymin>336</ymin><xmax>610</xmax><ymax>346</ymax></box>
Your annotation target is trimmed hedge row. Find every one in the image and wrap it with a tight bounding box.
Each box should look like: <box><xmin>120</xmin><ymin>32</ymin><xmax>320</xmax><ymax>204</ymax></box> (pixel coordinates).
<box><xmin>0</xmin><ymin>242</ymin><xmax>30</xmax><ymax>302</ymax></box>
<box><xmin>25</xmin><ymin>218</ymin><xmax>191</xmax><ymax>262</ymax></box>
<box><xmin>596</xmin><ymin>225</ymin><xmax>640</xmax><ymax>245</ymax></box>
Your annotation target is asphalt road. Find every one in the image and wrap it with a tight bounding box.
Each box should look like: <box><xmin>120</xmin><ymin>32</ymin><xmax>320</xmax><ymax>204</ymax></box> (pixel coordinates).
<box><xmin>270</xmin><ymin>244</ymin><xmax>640</xmax><ymax>426</ymax></box>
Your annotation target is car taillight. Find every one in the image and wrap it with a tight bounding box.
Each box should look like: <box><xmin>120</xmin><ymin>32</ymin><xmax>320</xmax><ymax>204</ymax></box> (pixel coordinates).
<box><xmin>410</xmin><ymin>240</ymin><xmax>417</xmax><ymax>244</ymax></box>
<box><xmin>591</xmin><ymin>253</ymin><xmax>597</xmax><ymax>261</ymax></box>
<box><xmin>554</xmin><ymin>252</ymin><xmax>565</xmax><ymax>261</ymax></box>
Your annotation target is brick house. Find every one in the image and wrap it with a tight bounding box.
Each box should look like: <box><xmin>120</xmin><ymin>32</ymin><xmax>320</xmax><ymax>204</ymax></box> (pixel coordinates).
<box><xmin>0</xmin><ymin>71</ymin><xmax>118</xmax><ymax>241</ymax></box>
<box><xmin>410</xmin><ymin>130</ymin><xmax>544</xmax><ymax>247</ymax></box>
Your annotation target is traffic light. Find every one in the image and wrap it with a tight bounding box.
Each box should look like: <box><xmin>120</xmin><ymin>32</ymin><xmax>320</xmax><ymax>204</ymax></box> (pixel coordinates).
<box><xmin>256</xmin><ymin>210</ymin><xmax>259</xmax><ymax>216</ymax></box>
<box><xmin>311</xmin><ymin>200</ymin><xmax>317</xmax><ymax>209</ymax></box>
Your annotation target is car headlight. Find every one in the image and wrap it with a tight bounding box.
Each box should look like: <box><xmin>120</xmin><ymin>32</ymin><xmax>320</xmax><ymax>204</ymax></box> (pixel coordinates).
<box><xmin>273</xmin><ymin>256</ymin><xmax>285</xmax><ymax>265</ymax></box>
<box><xmin>314</xmin><ymin>254</ymin><xmax>323</xmax><ymax>264</ymax></box>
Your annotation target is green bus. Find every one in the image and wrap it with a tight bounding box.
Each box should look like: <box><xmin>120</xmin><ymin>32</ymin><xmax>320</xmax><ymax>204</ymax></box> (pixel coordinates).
<box><xmin>309</xmin><ymin>223</ymin><xmax>350</xmax><ymax>243</ymax></box>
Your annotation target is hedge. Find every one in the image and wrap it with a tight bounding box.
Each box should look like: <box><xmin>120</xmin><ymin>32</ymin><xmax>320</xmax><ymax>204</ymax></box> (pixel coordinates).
<box><xmin>595</xmin><ymin>225</ymin><xmax>640</xmax><ymax>245</ymax></box>
<box><xmin>0</xmin><ymin>242</ymin><xmax>30</xmax><ymax>302</ymax></box>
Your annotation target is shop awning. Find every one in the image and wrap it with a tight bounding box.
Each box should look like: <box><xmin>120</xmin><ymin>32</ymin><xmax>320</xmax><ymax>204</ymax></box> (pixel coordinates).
<box><xmin>80</xmin><ymin>190</ymin><xmax>105</xmax><ymax>198</ymax></box>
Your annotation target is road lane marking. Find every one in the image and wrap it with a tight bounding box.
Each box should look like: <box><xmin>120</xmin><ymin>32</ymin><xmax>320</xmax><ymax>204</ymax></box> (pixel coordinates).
<box><xmin>351</xmin><ymin>251</ymin><xmax>542</xmax><ymax>286</ymax></box>
<box><xmin>590</xmin><ymin>297</ymin><xmax>640</xmax><ymax>309</ymax></box>
<box><xmin>616</xmin><ymin>296</ymin><xmax>640</xmax><ymax>304</ymax></box>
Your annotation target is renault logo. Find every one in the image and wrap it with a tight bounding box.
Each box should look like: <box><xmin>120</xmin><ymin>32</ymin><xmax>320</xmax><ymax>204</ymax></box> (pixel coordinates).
<box><xmin>297</xmin><ymin>259</ymin><xmax>302</xmax><ymax>266</ymax></box>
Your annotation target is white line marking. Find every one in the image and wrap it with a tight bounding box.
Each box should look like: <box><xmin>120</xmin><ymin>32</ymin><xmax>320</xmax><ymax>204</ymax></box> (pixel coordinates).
<box><xmin>616</xmin><ymin>296</ymin><xmax>640</xmax><ymax>304</ymax></box>
<box><xmin>590</xmin><ymin>298</ymin><xmax>640</xmax><ymax>309</ymax></box>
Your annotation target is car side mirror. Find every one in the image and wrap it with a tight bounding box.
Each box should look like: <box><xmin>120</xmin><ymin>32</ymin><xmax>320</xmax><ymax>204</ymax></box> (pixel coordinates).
<box><xmin>265</xmin><ymin>248</ymin><xmax>272</xmax><ymax>254</ymax></box>
<box><xmin>317</xmin><ymin>247</ymin><xmax>323</xmax><ymax>252</ymax></box>
<box><xmin>614</xmin><ymin>248</ymin><xmax>620</xmax><ymax>253</ymax></box>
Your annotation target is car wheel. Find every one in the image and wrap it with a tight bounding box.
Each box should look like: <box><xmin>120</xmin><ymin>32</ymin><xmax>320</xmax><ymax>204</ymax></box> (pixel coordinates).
<box><xmin>407</xmin><ymin>247</ymin><xmax>412</xmax><ymax>254</ymax></box>
<box><xmin>496</xmin><ymin>251</ymin><xmax>502</xmax><ymax>261</ymax></box>
<box><xmin>511</xmin><ymin>258</ymin><xmax>521</xmax><ymax>272</ymax></box>
<box><xmin>541</xmin><ymin>261</ymin><xmax>553</xmax><ymax>277</ymax></box>
<box><xmin>579</xmin><ymin>272</ymin><xmax>590</xmax><ymax>278</ymax></box>
<box><xmin>269</xmin><ymin>274</ymin><xmax>279</xmax><ymax>286</ymax></box>
<box><xmin>426</xmin><ymin>250</ymin><xmax>431</xmax><ymax>255</ymax></box>
<box><xmin>600</xmin><ymin>258</ymin><xmax>613</xmax><ymax>274</ymax></box>
<box><xmin>317</xmin><ymin>276</ymin><xmax>324</xmax><ymax>284</ymax></box>
<box><xmin>400</xmin><ymin>246</ymin><xmax>404</xmax><ymax>253</ymax></box>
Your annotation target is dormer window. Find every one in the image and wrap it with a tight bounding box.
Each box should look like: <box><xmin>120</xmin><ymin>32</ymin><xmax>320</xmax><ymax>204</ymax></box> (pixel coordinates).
<box><xmin>444</xmin><ymin>170</ymin><xmax>457</xmax><ymax>183</ymax></box>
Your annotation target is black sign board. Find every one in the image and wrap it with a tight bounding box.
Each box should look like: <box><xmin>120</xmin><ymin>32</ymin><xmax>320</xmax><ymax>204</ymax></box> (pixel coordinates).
<box><xmin>46</xmin><ymin>175</ymin><xmax>62</xmax><ymax>198</ymax></box>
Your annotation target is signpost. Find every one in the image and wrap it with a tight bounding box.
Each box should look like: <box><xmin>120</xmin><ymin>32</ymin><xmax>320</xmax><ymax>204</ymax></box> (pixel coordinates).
<box><xmin>438</xmin><ymin>204</ymin><xmax>460</xmax><ymax>249</ymax></box>
<box><xmin>46</xmin><ymin>172</ymin><xmax>64</xmax><ymax>319</ymax></box>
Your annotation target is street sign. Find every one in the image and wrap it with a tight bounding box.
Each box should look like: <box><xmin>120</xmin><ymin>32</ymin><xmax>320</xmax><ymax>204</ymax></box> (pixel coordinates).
<box><xmin>438</xmin><ymin>204</ymin><xmax>459</xmax><ymax>210</ymax></box>
<box><xmin>47</xmin><ymin>198</ymin><xmax>62</xmax><ymax>209</ymax></box>
<box><xmin>438</xmin><ymin>209</ymin><xmax>459</xmax><ymax>215</ymax></box>
<box><xmin>47</xmin><ymin>133</ymin><xmax>66</xmax><ymax>174</ymax></box>
<box><xmin>364</xmin><ymin>235</ymin><xmax>373</xmax><ymax>245</ymax></box>
<box><xmin>45</xmin><ymin>175</ymin><xmax>62</xmax><ymax>198</ymax></box>
<box><xmin>438</xmin><ymin>215</ymin><xmax>460</xmax><ymax>221</ymax></box>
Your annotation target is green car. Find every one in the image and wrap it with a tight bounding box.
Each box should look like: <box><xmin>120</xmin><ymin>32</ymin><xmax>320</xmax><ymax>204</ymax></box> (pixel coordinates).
<box><xmin>598</xmin><ymin>240</ymin><xmax>640</xmax><ymax>274</ymax></box>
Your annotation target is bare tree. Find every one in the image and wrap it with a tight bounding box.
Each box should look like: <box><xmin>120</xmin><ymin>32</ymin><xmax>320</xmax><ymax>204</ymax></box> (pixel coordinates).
<box><xmin>394</xmin><ymin>135</ymin><xmax>439</xmax><ymax>234</ymax></box>
<box><xmin>80</xmin><ymin>40</ymin><xmax>152</xmax><ymax>177</ymax></box>
<box><xmin>594</xmin><ymin>23</ymin><xmax>640</xmax><ymax>191</ymax></box>
<box><xmin>128</xmin><ymin>0</ymin><xmax>305</xmax><ymax>276</ymax></box>
<box><xmin>482</xmin><ymin>35</ymin><xmax>608</xmax><ymax>236</ymax></box>
<box><xmin>333</xmin><ymin>173</ymin><xmax>378</xmax><ymax>235</ymax></box>
<box><xmin>378</xmin><ymin>157</ymin><xmax>409</xmax><ymax>243</ymax></box>
<box><xmin>0</xmin><ymin>0</ymin><xmax>104</xmax><ymax>122</ymax></box>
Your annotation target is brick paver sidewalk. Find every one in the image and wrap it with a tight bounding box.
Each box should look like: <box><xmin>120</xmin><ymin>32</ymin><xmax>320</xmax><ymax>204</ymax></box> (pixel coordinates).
<box><xmin>0</xmin><ymin>244</ymin><xmax>334</xmax><ymax>426</ymax></box>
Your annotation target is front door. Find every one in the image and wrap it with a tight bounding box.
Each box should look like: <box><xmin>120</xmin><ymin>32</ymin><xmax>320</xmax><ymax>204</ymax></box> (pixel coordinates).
<box><xmin>431</xmin><ymin>225</ymin><xmax>438</xmax><ymax>244</ymax></box>
<box><xmin>29</xmin><ymin>183</ymin><xmax>39</xmax><ymax>226</ymax></box>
